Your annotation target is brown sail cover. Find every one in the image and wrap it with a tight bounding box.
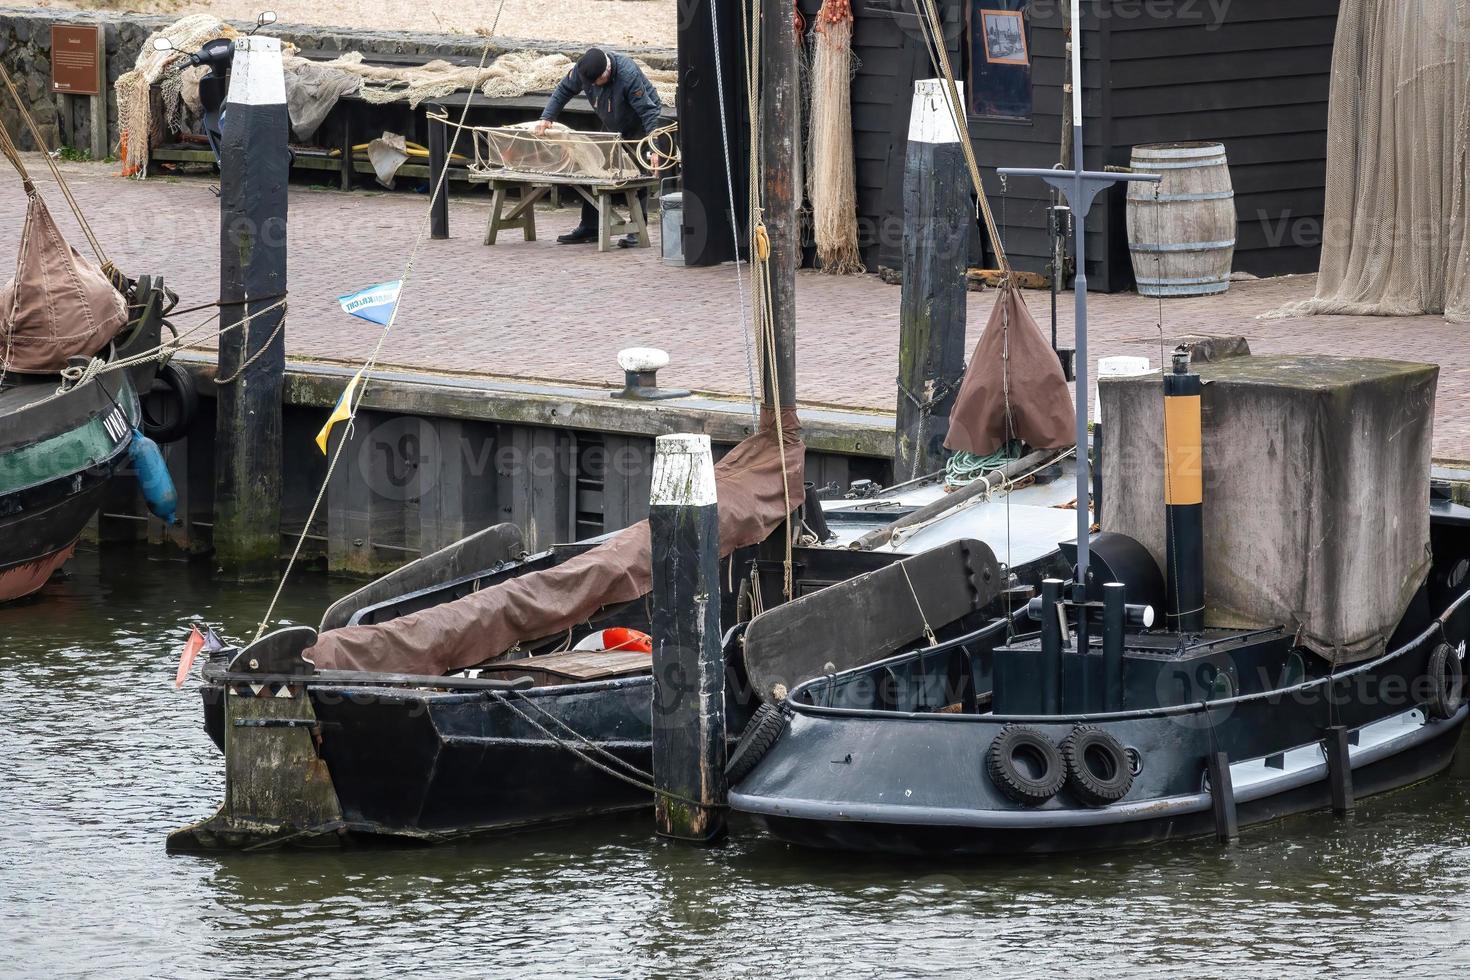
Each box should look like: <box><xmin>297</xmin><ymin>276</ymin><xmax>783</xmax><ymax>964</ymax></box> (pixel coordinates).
<box><xmin>944</xmin><ymin>282</ymin><xmax>1074</xmax><ymax>456</ymax></box>
<box><xmin>307</xmin><ymin>408</ymin><xmax>806</xmax><ymax>674</ymax></box>
<box><xmin>1</xmin><ymin>191</ymin><xmax>127</xmax><ymax>374</ymax></box>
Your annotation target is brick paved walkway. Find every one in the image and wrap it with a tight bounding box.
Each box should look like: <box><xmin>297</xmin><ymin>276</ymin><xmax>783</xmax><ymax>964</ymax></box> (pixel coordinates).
<box><xmin>7</xmin><ymin>160</ymin><xmax>1467</xmax><ymax>461</ymax></box>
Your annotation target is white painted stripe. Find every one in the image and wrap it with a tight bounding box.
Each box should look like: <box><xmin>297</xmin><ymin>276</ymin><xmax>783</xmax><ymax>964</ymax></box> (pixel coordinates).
<box><xmin>651</xmin><ymin>434</ymin><xmax>717</xmax><ymax>507</ymax></box>
<box><xmin>226</xmin><ymin>36</ymin><xmax>286</xmax><ymax>107</ymax></box>
<box><xmin>907</xmin><ymin>79</ymin><xmax>964</xmax><ymax>145</ymax></box>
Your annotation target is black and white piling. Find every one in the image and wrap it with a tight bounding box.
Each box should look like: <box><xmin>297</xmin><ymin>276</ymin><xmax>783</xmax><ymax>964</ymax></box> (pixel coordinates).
<box><xmin>896</xmin><ymin>79</ymin><xmax>968</xmax><ymax>481</ymax></box>
<box><xmin>649</xmin><ymin>433</ymin><xmax>727</xmax><ymax>843</ymax></box>
<box><xmin>214</xmin><ymin>35</ymin><xmax>288</xmax><ymax>571</ymax></box>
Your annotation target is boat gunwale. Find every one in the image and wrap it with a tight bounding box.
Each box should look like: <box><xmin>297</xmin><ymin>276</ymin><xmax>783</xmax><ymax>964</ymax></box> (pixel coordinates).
<box><xmin>727</xmin><ymin>702</ymin><xmax>1469</xmax><ymax>829</ymax></box>
<box><xmin>781</xmin><ymin>574</ymin><xmax>1470</xmax><ymax>727</ymax></box>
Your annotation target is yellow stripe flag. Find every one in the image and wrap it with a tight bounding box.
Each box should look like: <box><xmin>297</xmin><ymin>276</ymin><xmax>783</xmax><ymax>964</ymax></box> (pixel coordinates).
<box><xmin>315</xmin><ymin>368</ymin><xmax>365</xmax><ymax>454</ymax></box>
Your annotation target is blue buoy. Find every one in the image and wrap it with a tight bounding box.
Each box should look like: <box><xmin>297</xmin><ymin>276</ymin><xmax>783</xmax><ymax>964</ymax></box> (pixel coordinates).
<box><xmin>129</xmin><ymin>428</ymin><xmax>179</xmax><ymax>526</ymax></box>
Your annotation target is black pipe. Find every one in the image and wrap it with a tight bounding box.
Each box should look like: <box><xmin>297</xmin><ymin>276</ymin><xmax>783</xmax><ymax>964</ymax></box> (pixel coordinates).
<box><xmin>1039</xmin><ymin>578</ymin><xmax>1064</xmax><ymax>714</ymax></box>
<box><xmin>1164</xmin><ymin>346</ymin><xmax>1205</xmax><ymax>633</ymax></box>
<box><xmin>1103</xmin><ymin>582</ymin><xmax>1125</xmax><ymax>711</ymax></box>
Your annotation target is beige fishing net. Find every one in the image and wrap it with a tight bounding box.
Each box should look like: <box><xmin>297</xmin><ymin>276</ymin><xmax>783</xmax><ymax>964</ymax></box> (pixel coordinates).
<box><xmin>1274</xmin><ymin>0</ymin><xmax>1469</xmax><ymax>321</ymax></box>
<box><xmin>808</xmin><ymin>0</ymin><xmax>864</xmax><ymax>274</ymax></box>
<box><xmin>114</xmin><ymin>16</ymin><xmax>677</xmax><ymax>177</ymax></box>
<box><xmin>469</xmin><ymin>121</ymin><xmax>643</xmax><ymax>181</ymax></box>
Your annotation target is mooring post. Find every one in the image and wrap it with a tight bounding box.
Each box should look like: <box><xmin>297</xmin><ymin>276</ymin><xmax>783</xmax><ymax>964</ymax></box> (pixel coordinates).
<box><xmin>1206</xmin><ymin>750</ymin><xmax>1239</xmax><ymax>843</ymax></box>
<box><xmin>895</xmin><ymin>79</ymin><xmax>968</xmax><ymax>482</ymax></box>
<box><xmin>213</xmin><ymin>36</ymin><xmax>287</xmax><ymax>574</ymax></box>
<box><xmin>428</xmin><ymin>108</ymin><xmax>449</xmax><ymax>240</ymax></box>
<box><xmin>759</xmin><ymin>0</ymin><xmax>798</xmax><ymax>409</ymax></box>
<box><xmin>649</xmin><ymin>433</ymin><xmax>727</xmax><ymax>844</ymax></box>
<box><xmin>1324</xmin><ymin>725</ymin><xmax>1354</xmax><ymax>816</ymax></box>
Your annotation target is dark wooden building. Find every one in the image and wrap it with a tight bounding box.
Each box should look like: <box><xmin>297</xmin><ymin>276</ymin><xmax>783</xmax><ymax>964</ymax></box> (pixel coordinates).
<box><xmin>850</xmin><ymin>0</ymin><xmax>1342</xmax><ymax>291</ymax></box>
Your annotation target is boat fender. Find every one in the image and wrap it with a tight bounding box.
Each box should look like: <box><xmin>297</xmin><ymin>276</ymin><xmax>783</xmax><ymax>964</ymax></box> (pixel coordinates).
<box><xmin>1060</xmin><ymin>725</ymin><xmax>1135</xmax><ymax>806</ymax></box>
<box><xmin>1426</xmin><ymin>642</ymin><xmax>1465</xmax><ymax>721</ymax></box>
<box><xmin>141</xmin><ymin>361</ymin><xmax>199</xmax><ymax>445</ymax></box>
<box><xmin>725</xmin><ymin>702</ymin><xmax>789</xmax><ymax>784</ymax></box>
<box><xmin>986</xmin><ymin>725</ymin><xmax>1066</xmax><ymax>806</ymax></box>
<box><xmin>572</xmin><ymin>627</ymin><xmax>653</xmax><ymax>654</ymax></box>
<box><xmin>128</xmin><ymin>428</ymin><xmax>179</xmax><ymax>525</ymax></box>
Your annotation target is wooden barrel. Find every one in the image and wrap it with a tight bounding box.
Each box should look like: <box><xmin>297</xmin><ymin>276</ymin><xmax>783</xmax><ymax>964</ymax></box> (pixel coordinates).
<box><xmin>1126</xmin><ymin>142</ymin><xmax>1235</xmax><ymax>297</ymax></box>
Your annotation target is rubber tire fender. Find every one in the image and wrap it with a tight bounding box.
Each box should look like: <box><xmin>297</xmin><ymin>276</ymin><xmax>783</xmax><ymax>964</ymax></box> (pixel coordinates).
<box><xmin>141</xmin><ymin>360</ymin><xmax>199</xmax><ymax>445</ymax></box>
<box><xmin>725</xmin><ymin>701</ymin><xmax>788</xmax><ymax>784</ymax></box>
<box><xmin>985</xmin><ymin>724</ymin><xmax>1065</xmax><ymax>806</ymax></box>
<box><xmin>1061</xmin><ymin>725</ymin><xmax>1135</xmax><ymax>807</ymax></box>
<box><xmin>1426</xmin><ymin>642</ymin><xmax>1465</xmax><ymax>721</ymax></box>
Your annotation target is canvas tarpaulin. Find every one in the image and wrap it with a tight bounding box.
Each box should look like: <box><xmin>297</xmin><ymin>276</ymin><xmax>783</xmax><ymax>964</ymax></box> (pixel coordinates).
<box><xmin>306</xmin><ymin>409</ymin><xmax>805</xmax><ymax>675</ymax></box>
<box><xmin>1</xmin><ymin>189</ymin><xmax>128</xmax><ymax>374</ymax></box>
<box><xmin>1099</xmin><ymin>355</ymin><xmax>1435</xmax><ymax>665</ymax></box>
<box><xmin>944</xmin><ymin>283</ymin><xmax>1075</xmax><ymax>457</ymax></box>
<box><xmin>1274</xmin><ymin>0</ymin><xmax>1470</xmax><ymax>321</ymax></box>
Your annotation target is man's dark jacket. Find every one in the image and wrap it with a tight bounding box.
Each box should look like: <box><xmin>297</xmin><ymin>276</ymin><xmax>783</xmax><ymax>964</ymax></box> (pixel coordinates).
<box><xmin>540</xmin><ymin>51</ymin><xmax>664</xmax><ymax>139</ymax></box>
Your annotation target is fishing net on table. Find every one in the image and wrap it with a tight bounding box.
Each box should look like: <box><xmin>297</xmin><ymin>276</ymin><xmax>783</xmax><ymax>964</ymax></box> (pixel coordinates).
<box><xmin>467</xmin><ymin>121</ymin><xmax>644</xmax><ymax>181</ymax></box>
<box><xmin>1269</xmin><ymin>0</ymin><xmax>1470</xmax><ymax>322</ymax></box>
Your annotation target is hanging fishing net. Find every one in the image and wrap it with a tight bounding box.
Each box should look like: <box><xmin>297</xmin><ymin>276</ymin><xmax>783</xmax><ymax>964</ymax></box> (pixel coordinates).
<box><xmin>1</xmin><ymin>189</ymin><xmax>128</xmax><ymax>375</ymax></box>
<box><xmin>1271</xmin><ymin>0</ymin><xmax>1469</xmax><ymax>321</ymax></box>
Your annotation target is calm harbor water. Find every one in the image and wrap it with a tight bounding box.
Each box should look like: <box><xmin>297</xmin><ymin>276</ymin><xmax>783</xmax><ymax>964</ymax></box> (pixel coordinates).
<box><xmin>3</xmin><ymin>546</ymin><xmax>1470</xmax><ymax>978</ymax></box>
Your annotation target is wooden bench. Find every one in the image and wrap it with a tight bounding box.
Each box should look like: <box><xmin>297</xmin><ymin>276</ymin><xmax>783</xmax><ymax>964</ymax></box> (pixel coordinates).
<box><xmin>468</xmin><ymin>171</ymin><xmax>659</xmax><ymax>252</ymax></box>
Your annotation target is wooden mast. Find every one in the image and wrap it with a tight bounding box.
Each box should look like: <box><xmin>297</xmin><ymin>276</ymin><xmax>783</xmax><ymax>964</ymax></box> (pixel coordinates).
<box><xmin>759</xmin><ymin>0</ymin><xmax>798</xmax><ymax>409</ymax></box>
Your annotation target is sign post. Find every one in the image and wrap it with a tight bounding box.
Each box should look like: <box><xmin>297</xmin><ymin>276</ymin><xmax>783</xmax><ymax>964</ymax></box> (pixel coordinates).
<box><xmin>50</xmin><ymin>24</ymin><xmax>107</xmax><ymax>160</ymax></box>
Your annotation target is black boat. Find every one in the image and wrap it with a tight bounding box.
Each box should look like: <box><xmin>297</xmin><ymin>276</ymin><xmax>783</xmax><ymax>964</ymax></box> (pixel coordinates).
<box><xmin>728</xmin><ymin>497</ymin><xmax>1470</xmax><ymax>854</ymax></box>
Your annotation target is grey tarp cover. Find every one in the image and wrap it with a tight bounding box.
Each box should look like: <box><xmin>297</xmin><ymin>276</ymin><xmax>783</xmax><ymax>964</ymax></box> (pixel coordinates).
<box><xmin>306</xmin><ymin>409</ymin><xmax>806</xmax><ymax>674</ymax></box>
<box><xmin>1099</xmin><ymin>355</ymin><xmax>1435</xmax><ymax>665</ymax></box>
<box><xmin>1</xmin><ymin>189</ymin><xmax>127</xmax><ymax>374</ymax></box>
<box><xmin>1274</xmin><ymin>0</ymin><xmax>1470</xmax><ymax>321</ymax></box>
<box><xmin>944</xmin><ymin>283</ymin><xmax>1075</xmax><ymax>457</ymax></box>
<box><xmin>282</xmin><ymin>57</ymin><xmax>363</xmax><ymax>143</ymax></box>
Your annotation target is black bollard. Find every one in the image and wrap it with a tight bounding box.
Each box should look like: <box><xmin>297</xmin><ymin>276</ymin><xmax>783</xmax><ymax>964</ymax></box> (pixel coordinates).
<box><xmin>1039</xmin><ymin>577</ymin><xmax>1064</xmax><ymax>714</ymax></box>
<box><xmin>895</xmin><ymin>79</ymin><xmax>968</xmax><ymax>482</ymax></box>
<box><xmin>428</xmin><ymin>111</ymin><xmax>449</xmax><ymax>240</ymax></box>
<box><xmin>1103</xmin><ymin>581</ymin><xmax>1125</xmax><ymax>711</ymax></box>
<box><xmin>214</xmin><ymin>36</ymin><xmax>287</xmax><ymax>573</ymax></box>
<box><xmin>649</xmin><ymin>434</ymin><xmax>727</xmax><ymax>843</ymax></box>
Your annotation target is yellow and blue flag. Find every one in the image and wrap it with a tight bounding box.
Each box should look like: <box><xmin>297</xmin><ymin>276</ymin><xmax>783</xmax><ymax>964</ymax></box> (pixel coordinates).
<box><xmin>315</xmin><ymin>368</ymin><xmax>365</xmax><ymax>454</ymax></box>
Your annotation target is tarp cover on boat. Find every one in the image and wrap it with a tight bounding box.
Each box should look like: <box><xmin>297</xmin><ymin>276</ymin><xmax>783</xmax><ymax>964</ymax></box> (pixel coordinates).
<box><xmin>306</xmin><ymin>409</ymin><xmax>805</xmax><ymax>674</ymax></box>
<box><xmin>1</xmin><ymin>189</ymin><xmax>128</xmax><ymax>374</ymax></box>
<box><xmin>944</xmin><ymin>283</ymin><xmax>1074</xmax><ymax>457</ymax></box>
<box><xmin>1099</xmin><ymin>355</ymin><xmax>1435</xmax><ymax>665</ymax></box>
<box><xmin>1272</xmin><ymin>0</ymin><xmax>1470</xmax><ymax>321</ymax></box>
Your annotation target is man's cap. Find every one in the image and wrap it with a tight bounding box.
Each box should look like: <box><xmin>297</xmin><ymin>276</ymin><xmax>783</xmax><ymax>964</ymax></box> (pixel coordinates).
<box><xmin>577</xmin><ymin>48</ymin><xmax>609</xmax><ymax>82</ymax></box>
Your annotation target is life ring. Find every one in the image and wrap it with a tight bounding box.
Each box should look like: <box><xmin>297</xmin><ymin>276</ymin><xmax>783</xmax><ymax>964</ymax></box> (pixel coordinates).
<box><xmin>725</xmin><ymin>702</ymin><xmax>789</xmax><ymax>784</ymax></box>
<box><xmin>986</xmin><ymin>725</ymin><xmax>1065</xmax><ymax>806</ymax></box>
<box><xmin>1061</xmin><ymin>725</ymin><xmax>1135</xmax><ymax>806</ymax></box>
<box><xmin>573</xmin><ymin>627</ymin><xmax>652</xmax><ymax>654</ymax></box>
<box><xmin>1426</xmin><ymin>642</ymin><xmax>1465</xmax><ymax>721</ymax></box>
<box><xmin>140</xmin><ymin>360</ymin><xmax>198</xmax><ymax>445</ymax></box>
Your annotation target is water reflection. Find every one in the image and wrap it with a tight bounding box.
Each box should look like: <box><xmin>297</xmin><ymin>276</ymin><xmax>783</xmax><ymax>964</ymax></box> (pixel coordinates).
<box><xmin>1</xmin><ymin>547</ymin><xmax>1468</xmax><ymax>978</ymax></box>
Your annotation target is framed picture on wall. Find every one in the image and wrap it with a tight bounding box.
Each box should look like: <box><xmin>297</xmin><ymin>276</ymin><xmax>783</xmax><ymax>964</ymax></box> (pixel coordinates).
<box><xmin>980</xmin><ymin>9</ymin><xmax>1030</xmax><ymax>66</ymax></box>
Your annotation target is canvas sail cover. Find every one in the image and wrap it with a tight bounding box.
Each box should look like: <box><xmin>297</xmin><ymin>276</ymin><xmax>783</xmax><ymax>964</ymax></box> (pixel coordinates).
<box><xmin>944</xmin><ymin>283</ymin><xmax>1075</xmax><ymax>456</ymax></box>
<box><xmin>1</xmin><ymin>189</ymin><xmax>128</xmax><ymax>374</ymax></box>
<box><xmin>306</xmin><ymin>409</ymin><xmax>805</xmax><ymax>674</ymax></box>
<box><xmin>1275</xmin><ymin>0</ymin><xmax>1470</xmax><ymax>321</ymax></box>
<box><xmin>1099</xmin><ymin>355</ymin><xmax>1435</xmax><ymax>665</ymax></box>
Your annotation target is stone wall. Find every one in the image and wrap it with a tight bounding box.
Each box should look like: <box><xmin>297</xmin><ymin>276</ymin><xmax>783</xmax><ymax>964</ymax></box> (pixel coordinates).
<box><xmin>0</xmin><ymin>5</ymin><xmax>675</xmax><ymax>157</ymax></box>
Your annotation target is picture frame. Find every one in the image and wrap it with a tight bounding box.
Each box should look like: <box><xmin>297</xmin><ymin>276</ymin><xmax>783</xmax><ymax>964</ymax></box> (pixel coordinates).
<box><xmin>980</xmin><ymin>9</ymin><xmax>1030</xmax><ymax>66</ymax></box>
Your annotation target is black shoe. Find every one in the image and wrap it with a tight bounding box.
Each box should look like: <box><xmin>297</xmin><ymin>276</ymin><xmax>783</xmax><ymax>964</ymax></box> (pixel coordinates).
<box><xmin>616</xmin><ymin>234</ymin><xmax>641</xmax><ymax>249</ymax></box>
<box><xmin>557</xmin><ymin>226</ymin><xmax>597</xmax><ymax>245</ymax></box>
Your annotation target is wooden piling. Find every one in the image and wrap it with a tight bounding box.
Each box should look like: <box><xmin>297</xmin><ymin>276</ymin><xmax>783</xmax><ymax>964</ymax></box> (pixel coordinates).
<box><xmin>649</xmin><ymin>433</ymin><xmax>727</xmax><ymax>843</ymax></box>
<box><xmin>759</xmin><ymin>0</ymin><xmax>798</xmax><ymax>409</ymax></box>
<box><xmin>213</xmin><ymin>37</ymin><xmax>288</xmax><ymax>573</ymax></box>
<box><xmin>429</xmin><ymin>112</ymin><xmax>449</xmax><ymax>240</ymax></box>
<box><xmin>896</xmin><ymin>79</ymin><xmax>968</xmax><ymax>481</ymax></box>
